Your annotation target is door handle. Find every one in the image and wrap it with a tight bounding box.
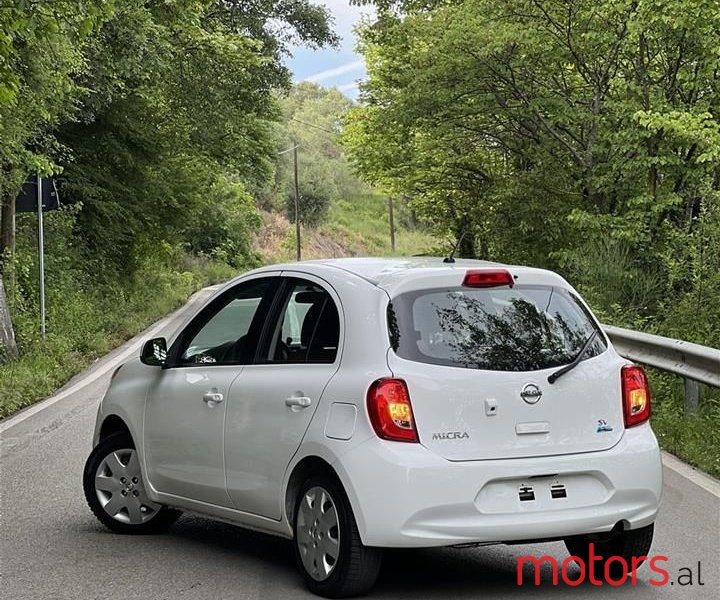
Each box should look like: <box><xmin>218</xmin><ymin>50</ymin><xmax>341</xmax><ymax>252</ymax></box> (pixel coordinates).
<box><xmin>285</xmin><ymin>395</ymin><xmax>312</xmax><ymax>408</ymax></box>
<box><xmin>203</xmin><ymin>391</ymin><xmax>224</xmax><ymax>405</ymax></box>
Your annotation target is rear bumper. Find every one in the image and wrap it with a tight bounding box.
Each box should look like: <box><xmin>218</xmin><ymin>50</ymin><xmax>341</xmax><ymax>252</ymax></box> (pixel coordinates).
<box><xmin>335</xmin><ymin>423</ymin><xmax>662</xmax><ymax>547</ymax></box>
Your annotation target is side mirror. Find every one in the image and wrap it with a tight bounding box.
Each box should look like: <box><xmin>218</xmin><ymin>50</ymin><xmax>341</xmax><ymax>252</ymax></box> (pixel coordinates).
<box><xmin>141</xmin><ymin>337</ymin><xmax>168</xmax><ymax>366</ymax></box>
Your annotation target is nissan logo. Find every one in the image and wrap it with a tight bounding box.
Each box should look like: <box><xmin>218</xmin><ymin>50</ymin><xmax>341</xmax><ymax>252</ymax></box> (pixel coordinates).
<box><xmin>520</xmin><ymin>383</ymin><xmax>542</xmax><ymax>404</ymax></box>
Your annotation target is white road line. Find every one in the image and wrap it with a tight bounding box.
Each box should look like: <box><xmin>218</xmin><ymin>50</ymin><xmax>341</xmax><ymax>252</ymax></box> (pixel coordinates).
<box><xmin>0</xmin><ymin>285</ymin><xmax>220</xmax><ymax>436</ymax></box>
<box><xmin>0</xmin><ymin>324</ymin><xmax>155</xmax><ymax>435</ymax></box>
<box><xmin>662</xmin><ymin>451</ymin><xmax>720</xmax><ymax>498</ymax></box>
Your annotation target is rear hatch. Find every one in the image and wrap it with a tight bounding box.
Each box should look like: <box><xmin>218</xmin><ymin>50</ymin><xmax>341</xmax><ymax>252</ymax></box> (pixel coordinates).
<box><xmin>384</xmin><ymin>269</ymin><xmax>625</xmax><ymax>461</ymax></box>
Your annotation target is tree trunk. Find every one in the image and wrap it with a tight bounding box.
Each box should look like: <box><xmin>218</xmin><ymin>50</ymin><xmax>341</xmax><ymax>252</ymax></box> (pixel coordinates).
<box><xmin>0</xmin><ymin>274</ymin><xmax>17</xmax><ymax>360</ymax></box>
<box><xmin>458</xmin><ymin>227</ymin><xmax>475</xmax><ymax>259</ymax></box>
<box><xmin>0</xmin><ymin>193</ymin><xmax>16</xmax><ymax>263</ymax></box>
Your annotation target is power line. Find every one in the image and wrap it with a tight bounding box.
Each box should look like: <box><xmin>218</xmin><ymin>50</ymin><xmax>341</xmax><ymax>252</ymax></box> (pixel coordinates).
<box><xmin>277</xmin><ymin>144</ymin><xmax>300</xmax><ymax>156</ymax></box>
<box><xmin>290</xmin><ymin>118</ymin><xmax>337</xmax><ymax>135</ymax></box>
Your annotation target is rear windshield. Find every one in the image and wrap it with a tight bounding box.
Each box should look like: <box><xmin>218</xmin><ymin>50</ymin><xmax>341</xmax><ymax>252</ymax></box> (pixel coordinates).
<box><xmin>388</xmin><ymin>285</ymin><xmax>606</xmax><ymax>372</ymax></box>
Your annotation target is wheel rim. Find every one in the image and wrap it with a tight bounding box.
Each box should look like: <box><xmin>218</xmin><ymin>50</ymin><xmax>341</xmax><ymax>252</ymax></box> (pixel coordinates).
<box><xmin>296</xmin><ymin>486</ymin><xmax>340</xmax><ymax>581</ymax></box>
<box><xmin>94</xmin><ymin>448</ymin><xmax>161</xmax><ymax>525</ymax></box>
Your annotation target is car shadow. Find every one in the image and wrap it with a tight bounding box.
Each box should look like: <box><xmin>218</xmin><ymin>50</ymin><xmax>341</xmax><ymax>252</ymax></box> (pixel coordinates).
<box><xmin>161</xmin><ymin>515</ymin><xmax>652</xmax><ymax>598</ymax></box>
<box><xmin>169</xmin><ymin>513</ymin><xmax>296</xmax><ymax>564</ymax></box>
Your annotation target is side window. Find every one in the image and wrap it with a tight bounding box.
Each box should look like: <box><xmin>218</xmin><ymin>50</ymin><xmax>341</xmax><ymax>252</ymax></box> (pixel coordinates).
<box><xmin>177</xmin><ymin>279</ymin><xmax>272</xmax><ymax>365</ymax></box>
<box><xmin>264</xmin><ymin>280</ymin><xmax>340</xmax><ymax>364</ymax></box>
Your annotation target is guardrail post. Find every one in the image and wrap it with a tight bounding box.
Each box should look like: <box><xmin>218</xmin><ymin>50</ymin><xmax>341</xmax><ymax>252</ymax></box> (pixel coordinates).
<box><xmin>684</xmin><ymin>378</ymin><xmax>700</xmax><ymax>413</ymax></box>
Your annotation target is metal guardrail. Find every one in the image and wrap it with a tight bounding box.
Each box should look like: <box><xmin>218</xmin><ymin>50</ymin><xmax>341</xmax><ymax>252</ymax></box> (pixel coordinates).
<box><xmin>603</xmin><ymin>324</ymin><xmax>720</xmax><ymax>411</ymax></box>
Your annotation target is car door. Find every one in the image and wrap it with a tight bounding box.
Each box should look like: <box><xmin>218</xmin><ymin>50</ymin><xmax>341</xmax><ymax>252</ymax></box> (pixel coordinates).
<box><xmin>143</xmin><ymin>275</ymin><xmax>279</xmax><ymax>507</ymax></box>
<box><xmin>224</xmin><ymin>274</ymin><xmax>342</xmax><ymax>519</ymax></box>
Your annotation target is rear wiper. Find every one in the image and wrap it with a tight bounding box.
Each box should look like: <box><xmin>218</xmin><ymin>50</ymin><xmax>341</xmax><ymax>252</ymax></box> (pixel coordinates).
<box><xmin>547</xmin><ymin>330</ymin><xmax>598</xmax><ymax>384</ymax></box>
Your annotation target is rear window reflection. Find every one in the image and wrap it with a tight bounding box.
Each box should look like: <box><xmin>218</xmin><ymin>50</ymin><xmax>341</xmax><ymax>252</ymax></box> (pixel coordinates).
<box><xmin>388</xmin><ymin>285</ymin><xmax>606</xmax><ymax>372</ymax></box>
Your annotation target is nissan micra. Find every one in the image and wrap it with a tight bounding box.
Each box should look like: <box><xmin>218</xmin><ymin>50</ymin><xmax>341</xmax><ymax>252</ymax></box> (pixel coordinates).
<box><xmin>84</xmin><ymin>258</ymin><xmax>662</xmax><ymax>597</ymax></box>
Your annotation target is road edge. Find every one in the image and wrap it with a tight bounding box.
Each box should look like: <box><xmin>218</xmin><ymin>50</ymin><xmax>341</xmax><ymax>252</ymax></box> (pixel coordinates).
<box><xmin>0</xmin><ymin>284</ymin><xmax>222</xmax><ymax>436</ymax></box>
<box><xmin>661</xmin><ymin>450</ymin><xmax>720</xmax><ymax>498</ymax></box>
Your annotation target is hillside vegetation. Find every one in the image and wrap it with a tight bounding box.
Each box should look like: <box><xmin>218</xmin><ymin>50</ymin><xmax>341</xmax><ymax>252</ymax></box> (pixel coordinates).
<box><xmin>0</xmin><ymin>192</ymin><xmax>432</xmax><ymax>418</ymax></box>
<box><xmin>0</xmin><ymin>3</ymin><xmax>383</xmax><ymax>417</ymax></box>
<box><xmin>254</xmin><ymin>194</ymin><xmax>436</xmax><ymax>262</ymax></box>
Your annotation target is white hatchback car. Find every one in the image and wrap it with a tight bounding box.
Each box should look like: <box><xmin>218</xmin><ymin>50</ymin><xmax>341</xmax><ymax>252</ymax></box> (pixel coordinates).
<box><xmin>84</xmin><ymin>258</ymin><xmax>662</xmax><ymax>597</ymax></box>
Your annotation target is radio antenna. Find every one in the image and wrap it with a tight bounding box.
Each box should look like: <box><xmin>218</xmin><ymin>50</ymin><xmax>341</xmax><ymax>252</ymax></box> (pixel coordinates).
<box><xmin>443</xmin><ymin>226</ymin><xmax>467</xmax><ymax>263</ymax></box>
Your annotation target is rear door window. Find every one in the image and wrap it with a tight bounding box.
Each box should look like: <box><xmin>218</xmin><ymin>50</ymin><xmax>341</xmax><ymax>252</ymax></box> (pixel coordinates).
<box><xmin>261</xmin><ymin>279</ymin><xmax>340</xmax><ymax>364</ymax></box>
<box><xmin>388</xmin><ymin>285</ymin><xmax>606</xmax><ymax>372</ymax></box>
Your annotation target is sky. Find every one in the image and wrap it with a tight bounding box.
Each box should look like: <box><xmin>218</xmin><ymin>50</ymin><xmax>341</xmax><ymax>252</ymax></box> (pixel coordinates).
<box><xmin>286</xmin><ymin>1</ymin><xmax>375</xmax><ymax>99</ymax></box>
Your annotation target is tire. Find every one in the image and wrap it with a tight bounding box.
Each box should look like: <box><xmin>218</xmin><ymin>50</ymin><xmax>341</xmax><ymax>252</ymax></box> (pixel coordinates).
<box><xmin>565</xmin><ymin>523</ymin><xmax>655</xmax><ymax>579</ymax></box>
<box><xmin>293</xmin><ymin>475</ymin><xmax>383</xmax><ymax>598</ymax></box>
<box><xmin>83</xmin><ymin>432</ymin><xmax>181</xmax><ymax>534</ymax></box>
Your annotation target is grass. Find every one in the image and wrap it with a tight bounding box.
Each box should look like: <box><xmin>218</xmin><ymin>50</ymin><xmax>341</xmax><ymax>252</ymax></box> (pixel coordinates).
<box><xmin>0</xmin><ymin>254</ymin><xmax>236</xmax><ymax>418</ymax></box>
<box><xmin>321</xmin><ymin>194</ymin><xmax>437</xmax><ymax>256</ymax></box>
<box><xmin>254</xmin><ymin>194</ymin><xmax>438</xmax><ymax>264</ymax></box>
<box><xmin>649</xmin><ymin>371</ymin><xmax>720</xmax><ymax>479</ymax></box>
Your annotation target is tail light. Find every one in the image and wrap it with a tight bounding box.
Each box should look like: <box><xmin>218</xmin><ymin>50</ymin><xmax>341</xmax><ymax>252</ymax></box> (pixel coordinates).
<box><xmin>463</xmin><ymin>269</ymin><xmax>514</xmax><ymax>288</ymax></box>
<box><xmin>621</xmin><ymin>365</ymin><xmax>651</xmax><ymax>427</ymax></box>
<box><xmin>367</xmin><ymin>378</ymin><xmax>418</xmax><ymax>442</ymax></box>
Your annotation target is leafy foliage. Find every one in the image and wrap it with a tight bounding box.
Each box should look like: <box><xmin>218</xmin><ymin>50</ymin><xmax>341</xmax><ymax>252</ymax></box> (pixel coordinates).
<box><xmin>50</xmin><ymin>0</ymin><xmax>335</xmax><ymax>271</ymax></box>
<box><xmin>0</xmin><ymin>0</ymin><xmax>336</xmax><ymax>388</ymax></box>
<box><xmin>0</xmin><ymin>0</ymin><xmax>114</xmax><ymax>193</ymax></box>
<box><xmin>343</xmin><ymin>0</ymin><xmax>720</xmax><ymax>337</ymax></box>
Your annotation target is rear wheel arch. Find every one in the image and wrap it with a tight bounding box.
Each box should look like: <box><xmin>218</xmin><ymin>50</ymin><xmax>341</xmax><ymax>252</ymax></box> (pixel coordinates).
<box><xmin>285</xmin><ymin>456</ymin><xmax>343</xmax><ymax>527</ymax></box>
<box><xmin>292</xmin><ymin>471</ymin><xmax>383</xmax><ymax>596</ymax></box>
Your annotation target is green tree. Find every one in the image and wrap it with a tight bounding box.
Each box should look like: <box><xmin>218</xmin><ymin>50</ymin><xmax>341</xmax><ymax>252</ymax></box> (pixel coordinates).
<box><xmin>0</xmin><ymin>0</ymin><xmax>115</xmax><ymax>257</ymax></box>
<box><xmin>0</xmin><ymin>0</ymin><xmax>338</xmax><ymax>361</ymax></box>
<box><xmin>344</xmin><ymin>0</ymin><xmax>720</xmax><ymax>328</ymax></box>
<box><xmin>49</xmin><ymin>1</ymin><xmax>337</xmax><ymax>270</ymax></box>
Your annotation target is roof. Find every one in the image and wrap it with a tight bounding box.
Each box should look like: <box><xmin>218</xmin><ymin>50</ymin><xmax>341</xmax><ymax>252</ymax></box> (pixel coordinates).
<box><xmin>261</xmin><ymin>257</ymin><xmax>571</xmax><ymax>295</ymax></box>
<box><xmin>304</xmin><ymin>256</ymin><xmax>498</xmax><ymax>282</ymax></box>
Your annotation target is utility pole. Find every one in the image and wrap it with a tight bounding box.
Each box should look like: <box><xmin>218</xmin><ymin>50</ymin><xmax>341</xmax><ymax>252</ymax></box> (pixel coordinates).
<box><xmin>293</xmin><ymin>142</ymin><xmax>301</xmax><ymax>261</ymax></box>
<box><xmin>388</xmin><ymin>197</ymin><xmax>396</xmax><ymax>253</ymax></box>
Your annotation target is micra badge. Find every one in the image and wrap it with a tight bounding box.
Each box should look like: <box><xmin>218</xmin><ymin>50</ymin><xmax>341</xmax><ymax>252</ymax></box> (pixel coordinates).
<box><xmin>432</xmin><ymin>431</ymin><xmax>470</xmax><ymax>440</ymax></box>
<box><xmin>596</xmin><ymin>419</ymin><xmax>613</xmax><ymax>433</ymax></box>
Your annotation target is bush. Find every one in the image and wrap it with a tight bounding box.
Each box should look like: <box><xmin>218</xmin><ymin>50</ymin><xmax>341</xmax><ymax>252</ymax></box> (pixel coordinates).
<box><xmin>0</xmin><ymin>207</ymin><xmax>239</xmax><ymax>418</ymax></box>
<box><xmin>285</xmin><ymin>190</ymin><xmax>331</xmax><ymax>228</ymax></box>
<box><xmin>649</xmin><ymin>370</ymin><xmax>720</xmax><ymax>478</ymax></box>
<box><xmin>182</xmin><ymin>176</ymin><xmax>262</xmax><ymax>268</ymax></box>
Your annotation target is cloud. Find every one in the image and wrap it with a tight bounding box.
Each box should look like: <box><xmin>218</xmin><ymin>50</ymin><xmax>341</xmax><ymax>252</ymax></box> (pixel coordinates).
<box><xmin>304</xmin><ymin>60</ymin><xmax>364</xmax><ymax>83</ymax></box>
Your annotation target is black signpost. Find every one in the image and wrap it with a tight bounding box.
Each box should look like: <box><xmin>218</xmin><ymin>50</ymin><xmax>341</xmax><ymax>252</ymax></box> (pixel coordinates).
<box><xmin>15</xmin><ymin>176</ymin><xmax>60</xmax><ymax>339</ymax></box>
<box><xmin>15</xmin><ymin>177</ymin><xmax>60</xmax><ymax>213</ymax></box>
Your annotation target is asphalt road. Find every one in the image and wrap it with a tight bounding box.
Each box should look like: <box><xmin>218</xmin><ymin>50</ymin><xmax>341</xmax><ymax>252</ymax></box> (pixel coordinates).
<box><xmin>1</xmin><ymin>287</ymin><xmax>719</xmax><ymax>600</ymax></box>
